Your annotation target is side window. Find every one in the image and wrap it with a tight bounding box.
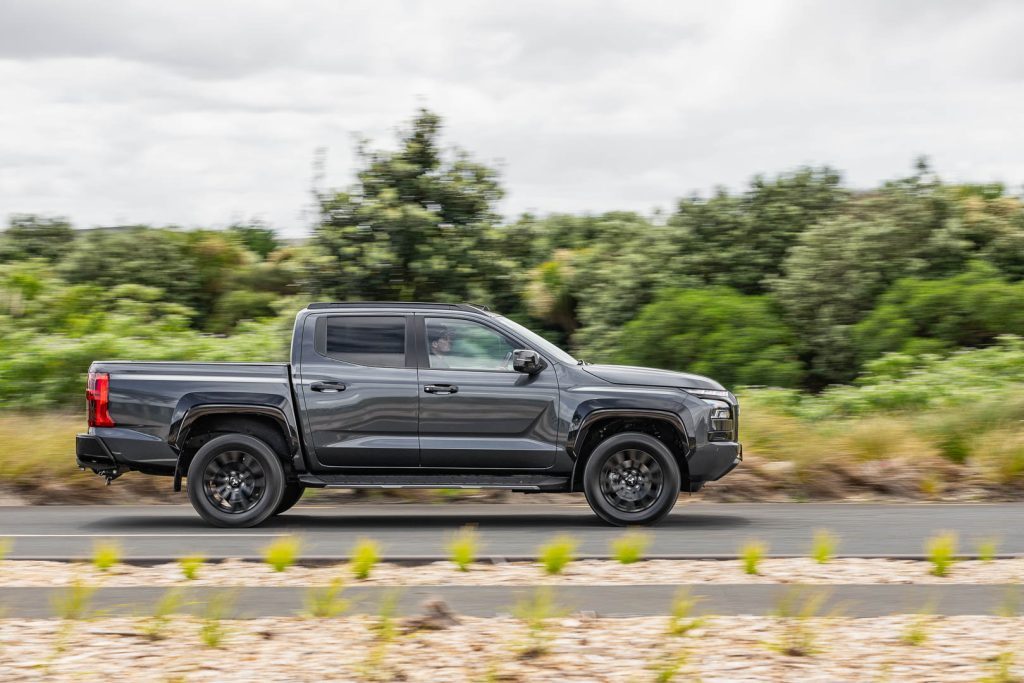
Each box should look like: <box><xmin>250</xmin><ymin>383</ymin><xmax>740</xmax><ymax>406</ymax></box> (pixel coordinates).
<box><xmin>424</xmin><ymin>317</ymin><xmax>518</xmax><ymax>371</ymax></box>
<box><xmin>323</xmin><ymin>316</ymin><xmax>406</xmax><ymax>368</ymax></box>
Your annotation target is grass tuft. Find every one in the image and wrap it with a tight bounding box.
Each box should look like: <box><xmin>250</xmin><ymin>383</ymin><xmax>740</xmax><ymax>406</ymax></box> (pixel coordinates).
<box><xmin>925</xmin><ymin>531</ymin><xmax>958</xmax><ymax>577</ymax></box>
<box><xmin>91</xmin><ymin>540</ymin><xmax>121</xmax><ymax>572</ymax></box>
<box><xmin>667</xmin><ymin>588</ymin><xmax>704</xmax><ymax>637</ymax></box>
<box><xmin>178</xmin><ymin>555</ymin><xmax>205</xmax><ymax>580</ymax></box>
<box><xmin>511</xmin><ymin>587</ymin><xmax>565</xmax><ymax>658</ymax></box>
<box><xmin>262</xmin><ymin>535</ymin><xmax>301</xmax><ymax>573</ymax></box>
<box><xmin>740</xmin><ymin>540</ymin><xmax>767</xmax><ymax>575</ymax></box>
<box><xmin>0</xmin><ymin>537</ymin><xmax>11</xmax><ymax>562</ymax></box>
<box><xmin>811</xmin><ymin>529</ymin><xmax>838</xmax><ymax>564</ymax></box>
<box><xmin>51</xmin><ymin>581</ymin><xmax>96</xmax><ymax>621</ymax></box>
<box><xmin>351</xmin><ymin>538</ymin><xmax>381</xmax><ymax>580</ymax></box>
<box><xmin>977</xmin><ymin>537</ymin><xmax>999</xmax><ymax>563</ymax></box>
<box><xmin>446</xmin><ymin>525</ymin><xmax>480</xmax><ymax>572</ymax></box>
<box><xmin>304</xmin><ymin>578</ymin><xmax>349</xmax><ymax>618</ymax></box>
<box><xmin>199</xmin><ymin>592</ymin><xmax>233</xmax><ymax>648</ymax></box>
<box><xmin>139</xmin><ymin>589</ymin><xmax>184</xmax><ymax>641</ymax></box>
<box><xmin>610</xmin><ymin>529</ymin><xmax>651</xmax><ymax>565</ymax></box>
<box><xmin>537</xmin><ymin>534</ymin><xmax>578</xmax><ymax>575</ymax></box>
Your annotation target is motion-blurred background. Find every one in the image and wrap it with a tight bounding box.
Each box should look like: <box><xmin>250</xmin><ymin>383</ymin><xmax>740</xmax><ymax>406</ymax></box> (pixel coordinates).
<box><xmin>2</xmin><ymin>1</ymin><xmax>1023</xmax><ymax>502</ymax></box>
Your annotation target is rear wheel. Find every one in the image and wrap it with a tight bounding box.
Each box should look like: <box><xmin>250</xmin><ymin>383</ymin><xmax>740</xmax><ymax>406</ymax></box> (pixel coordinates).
<box><xmin>583</xmin><ymin>432</ymin><xmax>680</xmax><ymax>526</ymax></box>
<box><xmin>187</xmin><ymin>433</ymin><xmax>285</xmax><ymax>528</ymax></box>
<box><xmin>273</xmin><ymin>483</ymin><xmax>305</xmax><ymax>516</ymax></box>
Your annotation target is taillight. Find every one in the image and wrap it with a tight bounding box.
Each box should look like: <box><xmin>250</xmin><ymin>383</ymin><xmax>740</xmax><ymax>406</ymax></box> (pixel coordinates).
<box><xmin>86</xmin><ymin>371</ymin><xmax>115</xmax><ymax>428</ymax></box>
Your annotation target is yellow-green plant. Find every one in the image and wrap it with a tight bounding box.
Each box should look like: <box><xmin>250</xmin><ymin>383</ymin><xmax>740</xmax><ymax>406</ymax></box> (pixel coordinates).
<box><xmin>811</xmin><ymin>529</ymin><xmax>838</xmax><ymax>564</ymax></box>
<box><xmin>900</xmin><ymin>610</ymin><xmax>932</xmax><ymax>647</ymax></box>
<box><xmin>0</xmin><ymin>537</ymin><xmax>11</xmax><ymax>561</ymax></box>
<box><xmin>925</xmin><ymin>531</ymin><xmax>958</xmax><ymax>577</ymax></box>
<box><xmin>351</xmin><ymin>538</ymin><xmax>381</xmax><ymax>580</ymax></box>
<box><xmin>610</xmin><ymin>529</ymin><xmax>651</xmax><ymax>565</ymax></box>
<box><xmin>51</xmin><ymin>581</ymin><xmax>97</xmax><ymax>621</ymax></box>
<box><xmin>358</xmin><ymin>592</ymin><xmax>400</xmax><ymax>681</ymax></box>
<box><xmin>649</xmin><ymin>650</ymin><xmax>689</xmax><ymax>683</ymax></box>
<box><xmin>769</xmin><ymin>588</ymin><xmax>829</xmax><ymax>657</ymax></box>
<box><xmin>537</xmin><ymin>534</ymin><xmax>578</xmax><ymax>575</ymax></box>
<box><xmin>977</xmin><ymin>537</ymin><xmax>999</xmax><ymax>563</ymax></box>
<box><xmin>446</xmin><ymin>525</ymin><xmax>480</xmax><ymax>571</ymax></box>
<box><xmin>510</xmin><ymin>587</ymin><xmax>565</xmax><ymax>658</ymax></box>
<box><xmin>139</xmin><ymin>589</ymin><xmax>184</xmax><ymax>641</ymax></box>
<box><xmin>199</xmin><ymin>592</ymin><xmax>233</xmax><ymax>648</ymax></box>
<box><xmin>262</xmin><ymin>535</ymin><xmax>301</xmax><ymax>572</ymax></box>
<box><xmin>91</xmin><ymin>540</ymin><xmax>121</xmax><ymax>572</ymax></box>
<box><xmin>667</xmin><ymin>588</ymin><xmax>704</xmax><ymax>637</ymax></box>
<box><xmin>304</xmin><ymin>579</ymin><xmax>349</xmax><ymax>618</ymax></box>
<box><xmin>979</xmin><ymin>650</ymin><xmax>1018</xmax><ymax>683</ymax></box>
<box><xmin>178</xmin><ymin>555</ymin><xmax>205</xmax><ymax>580</ymax></box>
<box><xmin>740</xmin><ymin>540</ymin><xmax>767</xmax><ymax>575</ymax></box>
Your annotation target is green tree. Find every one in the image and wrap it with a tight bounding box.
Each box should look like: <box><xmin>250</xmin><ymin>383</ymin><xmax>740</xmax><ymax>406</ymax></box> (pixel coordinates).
<box><xmin>669</xmin><ymin>167</ymin><xmax>847</xmax><ymax>294</ymax></box>
<box><xmin>58</xmin><ymin>227</ymin><xmax>203</xmax><ymax>310</ymax></box>
<box><xmin>309</xmin><ymin>109</ymin><xmax>512</xmax><ymax>306</ymax></box>
<box><xmin>0</xmin><ymin>215</ymin><xmax>75</xmax><ymax>262</ymax></box>
<box><xmin>770</xmin><ymin>164</ymin><xmax>974</xmax><ymax>387</ymax></box>
<box><xmin>853</xmin><ymin>262</ymin><xmax>1024</xmax><ymax>361</ymax></box>
<box><xmin>616</xmin><ymin>288</ymin><xmax>802</xmax><ymax>388</ymax></box>
<box><xmin>228</xmin><ymin>222</ymin><xmax>280</xmax><ymax>259</ymax></box>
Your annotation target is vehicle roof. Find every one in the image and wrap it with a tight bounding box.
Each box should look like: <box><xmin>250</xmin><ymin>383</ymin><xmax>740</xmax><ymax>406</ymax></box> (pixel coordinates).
<box><xmin>305</xmin><ymin>301</ymin><xmax>494</xmax><ymax>314</ymax></box>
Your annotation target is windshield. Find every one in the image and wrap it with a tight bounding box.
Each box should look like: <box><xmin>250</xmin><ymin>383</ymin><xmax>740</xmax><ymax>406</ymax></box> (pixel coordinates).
<box><xmin>495</xmin><ymin>316</ymin><xmax>578</xmax><ymax>365</ymax></box>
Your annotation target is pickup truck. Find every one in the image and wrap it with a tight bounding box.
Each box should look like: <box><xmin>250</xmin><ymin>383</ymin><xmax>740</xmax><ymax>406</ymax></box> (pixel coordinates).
<box><xmin>77</xmin><ymin>302</ymin><xmax>741</xmax><ymax>527</ymax></box>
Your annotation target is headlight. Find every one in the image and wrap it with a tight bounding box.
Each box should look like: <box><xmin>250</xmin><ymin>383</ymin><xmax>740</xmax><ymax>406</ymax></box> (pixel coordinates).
<box><xmin>684</xmin><ymin>388</ymin><xmax>731</xmax><ymax>399</ymax></box>
<box><xmin>703</xmin><ymin>399</ymin><xmax>731</xmax><ymax>420</ymax></box>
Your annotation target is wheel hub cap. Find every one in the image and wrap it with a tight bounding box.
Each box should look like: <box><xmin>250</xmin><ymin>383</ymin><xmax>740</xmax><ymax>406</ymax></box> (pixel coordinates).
<box><xmin>204</xmin><ymin>451</ymin><xmax>266</xmax><ymax>514</ymax></box>
<box><xmin>600</xmin><ymin>448</ymin><xmax>664</xmax><ymax>513</ymax></box>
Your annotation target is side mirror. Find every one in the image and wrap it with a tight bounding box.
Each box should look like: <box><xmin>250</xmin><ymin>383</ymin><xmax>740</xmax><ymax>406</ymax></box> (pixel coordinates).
<box><xmin>512</xmin><ymin>349</ymin><xmax>546</xmax><ymax>374</ymax></box>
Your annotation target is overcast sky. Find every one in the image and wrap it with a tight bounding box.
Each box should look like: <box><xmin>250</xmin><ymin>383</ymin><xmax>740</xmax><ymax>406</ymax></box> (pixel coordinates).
<box><xmin>1</xmin><ymin>0</ymin><xmax>1022</xmax><ymax>236</ymax></box>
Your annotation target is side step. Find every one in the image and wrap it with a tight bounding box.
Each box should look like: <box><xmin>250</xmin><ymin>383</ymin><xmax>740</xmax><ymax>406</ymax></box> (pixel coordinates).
<box><xmin>298</xmin><ymin>473</ymin><xmax>570</xmax><ymax>492</ymax></box>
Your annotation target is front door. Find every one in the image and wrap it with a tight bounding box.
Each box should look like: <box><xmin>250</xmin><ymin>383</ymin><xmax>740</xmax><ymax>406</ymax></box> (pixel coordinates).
<box><xmin>299</xmin><ymin>314</ymin><xmax>419</xmax><ymax>467</ymax></box>
<box><xmin>417</xmin><ymin>315</ymin><xmax>559</xmax><ymax>469</ymax></box>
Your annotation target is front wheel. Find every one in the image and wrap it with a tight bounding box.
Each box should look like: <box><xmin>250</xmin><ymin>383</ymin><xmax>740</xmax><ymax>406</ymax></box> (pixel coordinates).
<box><xmin>583</xmin><ymin>432</ymin><xmax>681</xmax><ymax>526</ymax></box>
<box><xmin>187</xmin><ymin>433</ymin><xmax>285</xmax><ymax>528</ymax></box>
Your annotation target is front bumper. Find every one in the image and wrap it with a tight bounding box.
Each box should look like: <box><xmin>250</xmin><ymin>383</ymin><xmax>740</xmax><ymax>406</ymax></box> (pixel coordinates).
<box><xmin>686</xmin><ymin>441</ymin><xmax>742</xmax><ymax>491</ymax></box>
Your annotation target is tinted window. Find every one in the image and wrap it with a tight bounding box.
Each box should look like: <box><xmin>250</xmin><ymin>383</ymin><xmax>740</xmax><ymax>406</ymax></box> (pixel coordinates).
<box><xmin>324</xmin><ymin>316</ymin><xmax>406</xmax><ymax>367</ymax></box>
<box><xmin>425</xmin><ymin>317</ymin><xmax>517</xmax><ymax>370</ymax></box>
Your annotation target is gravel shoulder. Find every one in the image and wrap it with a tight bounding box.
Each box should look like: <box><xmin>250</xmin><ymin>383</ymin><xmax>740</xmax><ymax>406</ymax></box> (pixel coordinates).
<box><xmin>1</xmin><ymin>614</ymin><xmax>1021</xmax><ymax>682</ymax></box>
<box><xmin>3</xmin><ymin>557</ymin><xmax>1024</xmax><ymax>587</ymax></box>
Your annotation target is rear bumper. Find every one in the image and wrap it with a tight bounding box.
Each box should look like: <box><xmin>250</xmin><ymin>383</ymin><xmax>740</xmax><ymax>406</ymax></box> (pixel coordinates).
<box><xmin>686</xmin><ymin>441</ymin><xmax>742</xmax><ymax>491</ymax></box>
<box><xmin>76</xmin><ymin>433</ymin><xmax>119</xmax><ymax>473</ymax></box>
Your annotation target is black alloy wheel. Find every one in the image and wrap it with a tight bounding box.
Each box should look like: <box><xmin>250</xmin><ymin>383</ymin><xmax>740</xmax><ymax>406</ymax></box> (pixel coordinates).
<box><xmin>187</xmin><ymin>433</ymin><xmax>285</xmax><ymax>528</ymax></box>
<box><xmin>203</xmin><ymin>450</ymin><xmax>267</xmax><ymax>514</ymax></box>
<box><xmin>599</xmin><ymin>448</ymin><xmax>665</xmax><ymax>513</ymax></box>
<box><xmin>583</xmin><ymin>431</ymin><xmax>681</xmax><ymax>526</ymax></box>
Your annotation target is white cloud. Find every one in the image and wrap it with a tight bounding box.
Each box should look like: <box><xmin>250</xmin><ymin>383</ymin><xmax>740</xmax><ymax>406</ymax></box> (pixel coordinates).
<box><xmin>1</xmin><ymin>0</ymin><xmax>1022</xmax><ymax>236</ymax></box>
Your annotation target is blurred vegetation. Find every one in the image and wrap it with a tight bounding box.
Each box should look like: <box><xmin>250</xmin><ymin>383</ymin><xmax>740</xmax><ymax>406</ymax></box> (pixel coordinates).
<box><xmin>2</xmin><ymin>107</ymin><xmax>1024</xmax><ymax>497</ymax></box>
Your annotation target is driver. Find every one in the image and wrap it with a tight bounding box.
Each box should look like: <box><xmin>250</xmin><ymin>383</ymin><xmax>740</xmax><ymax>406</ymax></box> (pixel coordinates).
<box><xmin>428</xmin><ymin>324</ymin><xmax>454</xmax><ymax>368</ymax></box>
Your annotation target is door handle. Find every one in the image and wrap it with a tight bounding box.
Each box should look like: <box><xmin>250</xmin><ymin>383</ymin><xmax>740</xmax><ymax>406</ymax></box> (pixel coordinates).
<box><xmin>310</xmin><ymin>381</ymin><xmax>346</xmax><ymax>393</ymax></box>
<box><xmin>423</xmin><ymin>384</ymin><xmax>458</xmax><ymax>395</ymax></box>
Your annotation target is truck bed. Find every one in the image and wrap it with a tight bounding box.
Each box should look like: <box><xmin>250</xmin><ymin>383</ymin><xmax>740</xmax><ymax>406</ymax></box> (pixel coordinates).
<box><xmin>81</xmin><ymin>361</ymin><xmax>296</xmax><ymax>475</ymax></box>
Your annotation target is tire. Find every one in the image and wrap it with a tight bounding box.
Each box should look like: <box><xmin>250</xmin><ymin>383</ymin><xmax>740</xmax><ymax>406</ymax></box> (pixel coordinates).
<box><xmin>582</xmin><ymin>432</ymin><xmax>681</xmax><ymax>526</ymax></box>
<box><xmin>273</xmin><ymin>483</ymin><xmax>305</xmax><ymax>516</ymax></box>
<box><xmin>186</xmin><ymin>433</ymin><xmax>286</xmax><ymax>528</ymax></box>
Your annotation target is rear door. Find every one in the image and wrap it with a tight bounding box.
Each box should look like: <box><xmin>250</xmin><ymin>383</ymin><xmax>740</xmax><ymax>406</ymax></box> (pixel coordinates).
<box><xmin>416</xmin><ymin>314</ymin><xmax>559</xmax><ymax>469</ymax></box>
<box><xmin>299</xmin><ymin>314</ymin><xmax>419</xmax><ymax>467</ymax></box>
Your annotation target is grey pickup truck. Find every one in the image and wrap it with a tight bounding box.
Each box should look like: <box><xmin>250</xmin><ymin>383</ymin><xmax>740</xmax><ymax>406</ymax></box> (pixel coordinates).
<box><xmin>77</xmin><ymin>302</ymin><xmax>741</xmax><ymax>527</ymax></box>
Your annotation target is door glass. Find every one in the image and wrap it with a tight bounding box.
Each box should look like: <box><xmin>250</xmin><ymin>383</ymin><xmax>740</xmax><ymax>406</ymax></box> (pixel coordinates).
<box><xmin>323</xmin><ymin>316</ymin><xmax>406</xmax><ymax>367</ymax></box>
<box><xmin>424</xmin><ymin>318</ymin><xmax>517</xmax><ymax>371</ymax></box>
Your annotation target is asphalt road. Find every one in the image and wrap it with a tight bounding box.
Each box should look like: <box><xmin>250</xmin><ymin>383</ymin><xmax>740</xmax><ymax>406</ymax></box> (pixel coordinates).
<box><xmin>1</xmin><ymin>584</ymin><xmax>1017</xmax><ymax>618</ymax></box>
<box><xmin>1</xmin><ymin>502</ymin><xmax>1021</xmax><ymax>560</ymax></box>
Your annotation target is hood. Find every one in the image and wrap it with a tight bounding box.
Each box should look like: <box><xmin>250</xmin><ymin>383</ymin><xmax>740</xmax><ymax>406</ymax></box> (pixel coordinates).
<box><xmin>582</xmin><ymin>364</ymin><xmax>725</xmax><ymax>392</ymax></box>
